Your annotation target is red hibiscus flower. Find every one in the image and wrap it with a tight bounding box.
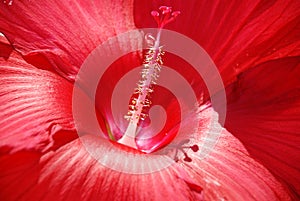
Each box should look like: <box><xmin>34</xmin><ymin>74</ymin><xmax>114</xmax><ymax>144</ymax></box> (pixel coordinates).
<box><xmin>0</xmin><ymin>1</ymin><xmax>299</xmax><ymax>201</ymax></box>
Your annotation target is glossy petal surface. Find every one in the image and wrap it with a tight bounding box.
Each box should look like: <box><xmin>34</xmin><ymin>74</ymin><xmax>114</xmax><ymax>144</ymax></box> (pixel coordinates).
<box><xmin>0</xmin><ymin>0</ymin><xmax>135</xmax><ymax>80</ymax></box>
<box><xmin>0</xmin><ymin>41</ymin><xmax>76</xmax><ymax>154</ymax></box>
<box><xmin>225</xmin><ymin>57</ymin><xmax>300</xmax><ymax>199</ymax></box>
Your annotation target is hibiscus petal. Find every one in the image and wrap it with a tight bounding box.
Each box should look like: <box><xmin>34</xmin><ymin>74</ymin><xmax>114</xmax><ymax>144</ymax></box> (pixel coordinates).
<box><xmin>0</xmin><ymin>50</ymin><xmax>76</xmax><ymax>154</ymax></box>
<box><xmin>0</xmin><ymin>0</ymin><xmax>135</xmax><ymax>80</ymax></box>
<box><xmin>1</xmin><ymin>135</ymin><xmax>206</xmax><ymax>201</ymax></box>
<box><xmin>179</xmin><ymin>107</ymin><xmax>291</xmax><ymax>200</ymax></box>
<box><xmin>134</xmin><ymin>0</ymin><xmax>300</xmax><ymax>86</ymax></box>
<box><xmin>225</xmin><ymin>57</ymin><xmax>300</xmax><ymax>199</ymax></box>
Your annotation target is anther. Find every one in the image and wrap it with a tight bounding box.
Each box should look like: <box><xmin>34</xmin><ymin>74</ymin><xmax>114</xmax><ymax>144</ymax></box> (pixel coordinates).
<box><xmin>183</xmin><ymin>153</ymin><xmax>192</xmax><ymax>162</ymax></box>
<box><xmin>190</xmin><ymin>145</ymin><xmax>199</xmax><ymax>152</ymax></box>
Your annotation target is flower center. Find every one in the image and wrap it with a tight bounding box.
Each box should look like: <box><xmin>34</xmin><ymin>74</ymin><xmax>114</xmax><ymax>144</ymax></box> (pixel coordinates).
<box><xmin>118</xmin><ymin>6</ymin><xmax>180</xmax><ymax>149</ymax></box>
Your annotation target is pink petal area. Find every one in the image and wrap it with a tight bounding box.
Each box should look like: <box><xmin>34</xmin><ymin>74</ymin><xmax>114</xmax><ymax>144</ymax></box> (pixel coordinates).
<box><xmin>143</xmin><ymin>96</ymin><xmax>297</xmax><ymax>200</ymax></box>
<box><xmin>176</xmin><ymin>107</ymin><xmax>291</xmax><ymax>201</ymax></box>
<box><xmin>0</xmin><ymin>105</ymin><xmax>291</xmax><ymax>201</ymax></box>
<box><xmin>0</xmin><ymin>0</ymin><xmax>135</xmax><ymax>80</ymax></box>
<box><xmin>0</xmin><ymin>48</ymin><xmax>76</xmax><ymax>154</ymax></box>
<box><xmin>224</xmin><ymin>57</ymin><xmax>300</xmax><ymax>199</ymax></box>
<box><xmin>134</xmin><ymin>0</ymin><xmax>300</xmax><ymax>86</ymax></box>
<box><xmin>1</xmin><ymin>136</ymin><xmax>205</xmax><ymax>201</ymax></box>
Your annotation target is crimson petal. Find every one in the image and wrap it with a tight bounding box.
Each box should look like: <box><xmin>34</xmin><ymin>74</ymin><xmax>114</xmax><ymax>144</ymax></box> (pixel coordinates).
<box><xmin>0</xmin><ymin>48</ymin><xmax>76</xmax><ymax>154</ymax></box>
<box><xmin>0</xmin><ymin>1</ymin><xmax>135</xmax><ymax>80</ymax></box>
<box><xmin>134</xmin><ymin>0</ymin><xmax>300</xmax><ymax>86</ymax></box>
<box><xmin>1</xmin><ymin>136</ymin><xmax>206</xmax><ymax>201</ymax></box>
<box><xmin>225</xmin><ymin>57</ymin><xmax>300</xmax><ymax>199</ymax></box>
<box><xmin>179</xmin><ymin>107</ymin><xmax>291</xmax><ymax>200</ymax></box>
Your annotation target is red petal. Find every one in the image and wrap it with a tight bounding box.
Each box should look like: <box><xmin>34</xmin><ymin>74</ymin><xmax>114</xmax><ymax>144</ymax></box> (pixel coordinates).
<box><xmin>225</xmin><ymin>57</ymin><xmax>300</xmax><ymax>199</ymax></box>
<box><xmin>0</xmin><ymin>50</ymin><xmax>76</xmax><ymax>154</ymax></box>
<box><xmin>1</xmin><ymin>136</ymin><xmax>205</xmax><ymax>201</ymax></box>
<box><xmin>0</xmin><ymin>108</ymin><xmax>291</xmax><ymax>200</ymax></box>
<box><xmin>134</xmin><ymin>0</ymin><xmax>300</xmax><ymax>86</ymax></box>
<box><xmin>0</xmin><ymin>1</ymin><xmax>135</xmax><ymax>80</ymax></box>
<box><xmin>179</xmin><ymin>107</ymin><xmax>291</xmax><ymax>200</ymax></box>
